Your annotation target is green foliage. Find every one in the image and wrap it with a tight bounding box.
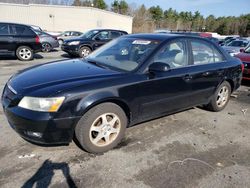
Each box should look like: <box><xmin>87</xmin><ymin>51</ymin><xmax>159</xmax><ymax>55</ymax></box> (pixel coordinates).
<box><xmin>72</xmin><ymin>0</ymin><xmax>92</xmax><ymax>7</ymax></box>
<box><xmin>93</xmin><ymin>0</ymin><xmax>107</xmax><ymax>9</ymax></box>
<box><xmin>149</xmin><ymin>5</ymin><xmax>163</xmax><ymax>22</ymax></box>
<box><xmin>111</xmin><ymin>0</ymin><xmax>128</xmax><ymax>15</ymax></box>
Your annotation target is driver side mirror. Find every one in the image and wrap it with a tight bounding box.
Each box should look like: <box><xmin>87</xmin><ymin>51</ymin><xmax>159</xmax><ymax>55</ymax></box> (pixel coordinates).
<box><xmin>149</xmin><ymin>62</ymin><xmax>171</xmax><ymax>73</ymax></box>
<box><xmin>95</xmin><ymin>36</ymin><xmax>101</xmax><ymax>41</ymax></box>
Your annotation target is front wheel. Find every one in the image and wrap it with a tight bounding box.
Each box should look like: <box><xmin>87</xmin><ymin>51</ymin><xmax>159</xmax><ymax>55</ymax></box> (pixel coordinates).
<box><xmin>75</xmin><ymin>103</ymin><xmax>127</xmax><ymax>153</ymax></box>
<box><xmin>207</xmin><ymin>81</ymin><xmax>231</xmax><ymax>112</ymax></box>
<box><xmin>79</xmin><ymin>46</ymin><xmax>92</xmax><ymax>58</ymax></box>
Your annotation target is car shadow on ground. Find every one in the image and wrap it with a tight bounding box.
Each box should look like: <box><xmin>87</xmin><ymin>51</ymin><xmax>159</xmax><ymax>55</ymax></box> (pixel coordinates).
<box><xmin>21</xmin><ymin>159</ymin><xmax>77</xmax><ymax>188</ymax></box>
<box><xmin>242</xmin><ymin>80</ymin><xmax>250</xmax><ymax>87</ymax></box>
<box><xmin>61</xmin><ymin>53</ymin><xmax>78</xmax><ymax>59</ymax></box>
<box><xmin>0</xmin><ymin>54</ymin><xmax>44</xmax><ymax>61</ymax></box>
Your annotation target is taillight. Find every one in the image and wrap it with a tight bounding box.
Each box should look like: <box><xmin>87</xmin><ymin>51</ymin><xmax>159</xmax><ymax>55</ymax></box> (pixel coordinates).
<box><xmin>241</xmin><ymin>63</ymin><xmax>244</xmax><ymax>72</ymax></box>
<box><xmin>35</xmin><ymin>36</ymin><xmax>40</xmax><ymax>43</ymax></box>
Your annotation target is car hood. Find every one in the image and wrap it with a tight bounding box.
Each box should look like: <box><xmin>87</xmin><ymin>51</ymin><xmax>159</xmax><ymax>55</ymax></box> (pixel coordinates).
<box><xmin>223</xmin><ymin>46</ymin><xmax>243</xmax><ymax>52</ymax></box>
<box><xmin>235</xmin><ymin>53</ymin><xmax>250</xmax><ymax>63</ymax></box>
<box><xmin>8</xmin><ymin>59</ymin><xmax>120</xmax><ymax>96</ymax></box>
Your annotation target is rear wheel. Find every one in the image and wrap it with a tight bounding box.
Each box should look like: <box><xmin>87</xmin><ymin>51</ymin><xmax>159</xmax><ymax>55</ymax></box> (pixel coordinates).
<box><xmin>42</xmin><ymin>42</ymin><xmax>52</xmax><ymax>52</ymax></box>
<box><xmin>16</xmin><ymin>46</ymin><xmax>33</xmax><ymax>61</ymax></box>
<box><xmin>79</xmin><ymin>46</ymin><xmax>91</xmax><ymax>58</ymax></box>
<box><xmin>75</xmin><ymin>103</ymin><xmax>127</xmax><ymax>153</ymax></box>
<box><xmin>207</xmin><ymin>81</ymin><xmax>231</xmax><ymax>112</ymax></box>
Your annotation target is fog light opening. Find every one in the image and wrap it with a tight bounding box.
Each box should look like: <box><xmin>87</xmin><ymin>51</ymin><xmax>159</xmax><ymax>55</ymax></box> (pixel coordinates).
<box><xmin>26</xmin><ymin>131</ymin><xmax>43</xmax><ymax>138</ymax></box>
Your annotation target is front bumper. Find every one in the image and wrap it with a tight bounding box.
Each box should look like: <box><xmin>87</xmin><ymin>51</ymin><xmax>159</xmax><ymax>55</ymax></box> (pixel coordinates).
<box><xmin>61</xmin><ymin>44</ymin><xmax>79</xmax><ymax>55</ymax></box>
<box><xmin>1</xmin><ymin>86</ymin><xmax>80</xmax><ymax>145</ymax></box>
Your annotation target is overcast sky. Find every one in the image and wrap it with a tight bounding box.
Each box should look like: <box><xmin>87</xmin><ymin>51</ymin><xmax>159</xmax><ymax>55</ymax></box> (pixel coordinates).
<box><xmin>105</xmin><ymin>0</ymin><xmax>250</xmax><ymax>17</ymax></box>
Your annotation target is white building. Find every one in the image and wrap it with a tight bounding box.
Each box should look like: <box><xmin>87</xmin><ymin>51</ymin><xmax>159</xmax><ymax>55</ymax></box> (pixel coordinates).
<box><xmin>0</xmin><ymin>3</ymin><xmax>133</xmax><ymax>33</ymax></box>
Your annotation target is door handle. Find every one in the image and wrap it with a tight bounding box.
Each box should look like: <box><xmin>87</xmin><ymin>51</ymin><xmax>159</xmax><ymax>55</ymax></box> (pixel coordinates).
<box><xmin>183</xmin><ymin>74</ymin><xmax>192</xmax><ymax>81</ymax></box>
<box><xmin>217</xmin><ymin>69</ymin><xmax>224</xmax><ymax>75</ymax></box>
<box><xmin>202</xmin><ymin>71</ymin><xmax>211</xmax><ymax>76</ymax></box>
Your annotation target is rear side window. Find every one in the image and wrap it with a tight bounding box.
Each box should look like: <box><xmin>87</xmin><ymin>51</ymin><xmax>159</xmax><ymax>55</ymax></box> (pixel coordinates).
<box><xmin>191</xmin><ymin>40</ymin><xmax>225</xmax><ymax>65</ymax></box>
<box><xmin>110</xmin><ymin>31</ymin><xmax>121</xmax><ymax>39</ymax></box>
<box><xmin>0</xmin><ymin>24</ymin><xmax>10</xmax><ymax>35</ymax></box>
<box><xmin>11</xmin><ymin>25</ymin><xmax>35</xmax><ymax>36</ymax></box>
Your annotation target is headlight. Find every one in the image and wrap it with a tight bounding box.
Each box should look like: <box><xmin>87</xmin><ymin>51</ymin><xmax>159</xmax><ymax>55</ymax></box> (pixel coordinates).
<box><xmin>18</xmin><ymin>96</ymin><xmax>65</xmax><ymax>112</ymax></box>
<box><xmin>68</xmin><ymin>41</ymin><xmax>80</xmax><ymax>45</ymax></box>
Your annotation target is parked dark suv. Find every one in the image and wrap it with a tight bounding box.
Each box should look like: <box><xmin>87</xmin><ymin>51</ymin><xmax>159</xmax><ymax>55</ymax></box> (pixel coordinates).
<box><xmin>61</xmin><ymin>29</ymin><xmax>128</xmax><ymax>57</ymax></box>
<box><xmin>0</xmin><ymin>22</ymin><xmax>42</xmax><ymax>61</ymax></box>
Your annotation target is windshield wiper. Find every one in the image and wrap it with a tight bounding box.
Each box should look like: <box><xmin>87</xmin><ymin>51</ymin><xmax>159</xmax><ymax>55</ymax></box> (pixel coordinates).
<box><xmin>85</xmin><ymin>59</ymin><xmax>110</xmax><ymax>70</ymax></box>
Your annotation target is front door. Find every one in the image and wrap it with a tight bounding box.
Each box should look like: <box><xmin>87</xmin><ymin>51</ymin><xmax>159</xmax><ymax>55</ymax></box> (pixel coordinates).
<box><xmin>137</xmin><ymin>39</ymin><xmax>194</xmax><ymax>120</ymax></box>
<box><xmin>93</xmin><ymin>31</ymin><xmax>111</xmax><ymax>50</ymax></box>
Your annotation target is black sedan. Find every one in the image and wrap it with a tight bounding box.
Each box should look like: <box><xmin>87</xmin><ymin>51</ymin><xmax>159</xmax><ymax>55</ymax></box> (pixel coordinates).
<box><xmin>2</xmin><ymin>34</ymin><xmax>242</xmax><ymax>153</ymax></box>
<box><xmin>61</xmin><ymin>29</ymin><xmax>127</xmax><ymax>57</ymax></box>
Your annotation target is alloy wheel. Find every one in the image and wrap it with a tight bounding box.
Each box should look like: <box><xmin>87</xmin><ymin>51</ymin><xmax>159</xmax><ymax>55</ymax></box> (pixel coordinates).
<box><xmin>216</xmin><ymin>86</ymin><xmax>229</xmax><ymax>108</ymax></box>
<box><xmin>81</xmin><ymin>48</ymin><xmax>90</xmax><ymax>57</ymax></box>
<box><xmin>89</xmin><ymin>113</ymin><xmax>121</xmax><ymax>147</ymax></box>
<box><xmin>19</xmin><ymin>48</ymin><xmax>32</xmax><ymax>60</ymax></box>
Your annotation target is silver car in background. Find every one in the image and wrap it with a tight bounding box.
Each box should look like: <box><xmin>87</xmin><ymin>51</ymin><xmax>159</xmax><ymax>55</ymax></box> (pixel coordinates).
<box><xmin>223</xmin><ymin>39</ymin><xmax>250</xmax><ymax>56</ymax></box>
<box><xmin>57</xmin><ymin>31</ymin><xmax>82</xmax><ymax>45</ymax></box>
<box><xmin>34</xmin><ymin>30</ymin><xmax>59</xmax><ymax>52</ymax></box>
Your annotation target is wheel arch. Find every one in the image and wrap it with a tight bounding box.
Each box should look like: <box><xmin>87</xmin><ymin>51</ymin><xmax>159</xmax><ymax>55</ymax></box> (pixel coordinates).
<box><xmin>76</xmin><ymin>94</ymin><xmax>131</xmax><ymax>127</ymax></box>
<box><xmin>79</xmin><ymin>44</ymin><xmax>93</xmax><ymax>51</ymax></box>
<box><xmin>15</xmin><ymin>44</ymin><xmax>33</xmax><ymax>52</ymax></box>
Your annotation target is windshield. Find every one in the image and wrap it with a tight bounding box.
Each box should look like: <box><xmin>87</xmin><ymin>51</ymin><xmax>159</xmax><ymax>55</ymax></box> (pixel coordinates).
<box><xmin>86</xmin><ymin>38</ymin><xmax>161</xmax><ymax>72</ymax></box>
<box><xmin>228</xmin><ymin>40</ymin><xmax>249</xmax><ymax>47</ymax></box>
<box><xmin>80</xmin><ymin>30</ymin><xmax>99</xmax><ymax>39</ymax></box>
<box><xmin>245</xmin><ymin>46</ymin><xmax>250</xmax><ymax>53</ymax></box>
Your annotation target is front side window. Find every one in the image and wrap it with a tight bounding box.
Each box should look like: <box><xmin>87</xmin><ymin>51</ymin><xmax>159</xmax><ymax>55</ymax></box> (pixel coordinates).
<box><xmin>86</xmin><ymin>38</ymin><xmax>160</xmax><ymax>72</ymax></box>
<box><xmin>191</xmin><ymin>40</ymin><xmax>224</xmax><ymax>65</ymax></box>
<box><xmin>95</xmin><ymin>31</ymin><xmax>109</xmax><ymax>40</ymax></box>
<box><xmin>80</xmin><ymin>30</ymin><xmax>99</xmax><ymax>39</ymax></box>
<box><xmin>0</xmin><ymin>24</ymin><xmax>9</xmax><ymax>35</ymax></box>
<box><xmin>153</xmin><ymin>41</ymin><xmax>188</xmax><ymax>68</ymax></box>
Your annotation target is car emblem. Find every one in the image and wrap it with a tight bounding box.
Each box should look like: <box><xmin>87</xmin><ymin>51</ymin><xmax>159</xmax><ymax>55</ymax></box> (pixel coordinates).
<box><xmin>7</xmin><ymin>83</ymin><xmax>17</xmax><ymax>95</ymax></box>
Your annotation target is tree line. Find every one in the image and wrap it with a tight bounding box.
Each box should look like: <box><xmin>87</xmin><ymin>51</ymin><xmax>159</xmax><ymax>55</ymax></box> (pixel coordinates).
<box><xmin>1</xmin><ymin>0</ymin><xmax>249</xmax><ymax>36</ymax></box>
<box><xmin>72</xmin><ymin>0</ymin><xmax>250</xmax><ymax>36</ymax></box>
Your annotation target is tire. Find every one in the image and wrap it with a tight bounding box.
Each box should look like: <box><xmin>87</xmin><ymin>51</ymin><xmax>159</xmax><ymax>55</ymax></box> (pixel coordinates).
<box><xmin>42</xmin><ymin>42</ymin><xmax>52</xmax><ymax>52</ymax></box>
<box><xmin>79</xmin><ymin>46</ymin><xmax>92</xmax><ymax>58</ymax></box>
<box><xmin>75</xmin><ymin>103</ymin><xmax>127</xmax><ymax>153</ymax></box>
<box><xmin>207</xmin><ymin>81</ymin><xmax>231</xmax><ymax>112</ymax></box>
<box><xmin>58</xmin><ymin>39</ymin><xmax>64</xmax><ymax>45</ymax></box>
<box><xmin>16</xmin><ymin>46</ymin><xmax>33</xmax><ymax>61</ymax></box>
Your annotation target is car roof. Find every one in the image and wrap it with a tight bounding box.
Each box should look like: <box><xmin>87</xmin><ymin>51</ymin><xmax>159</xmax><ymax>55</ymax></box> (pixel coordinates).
<box><xmin>123</xmin><ymin>33</ymin><xmax>202</xmax><ymax>41</ymax></box>
<box><xmin>0</xmin><ymin>22</ymin><xmax>31</xmax><ymax>27</ymax></box>
<box><xmin>89</xmin><ymin>29</ymin><xmax>127</xmax><ymax>33</ymax></box>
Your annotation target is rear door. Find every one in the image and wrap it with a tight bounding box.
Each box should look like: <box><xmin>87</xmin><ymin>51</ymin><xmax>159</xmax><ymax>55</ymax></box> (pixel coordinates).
<box><xmin>10</xmin><ymin>24</ymin><xmax>37</xmax><ymax>51</ymax></box>
<box><xmin>0</xmin><ymin>23</ymin><xmax>13</xmax><ymax>54</ymax></box>
<box><xmin>186</xmin><ymin>39</ymin><xmax>227</xmax><ymax>105</ymax></box>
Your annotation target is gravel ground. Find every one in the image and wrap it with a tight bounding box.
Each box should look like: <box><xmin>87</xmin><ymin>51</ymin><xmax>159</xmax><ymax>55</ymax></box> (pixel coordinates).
<box><xmin>0</xmin><ymin>50</ymin><xmax>250</xmax><ymax>188</ymax></box>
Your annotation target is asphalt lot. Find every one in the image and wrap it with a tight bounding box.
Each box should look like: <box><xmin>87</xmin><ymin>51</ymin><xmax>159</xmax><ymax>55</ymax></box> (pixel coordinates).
<box><xmin>0</xmin><ymin>49</ymin><xmax>250</xmax><ymax>188</ymax></box>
